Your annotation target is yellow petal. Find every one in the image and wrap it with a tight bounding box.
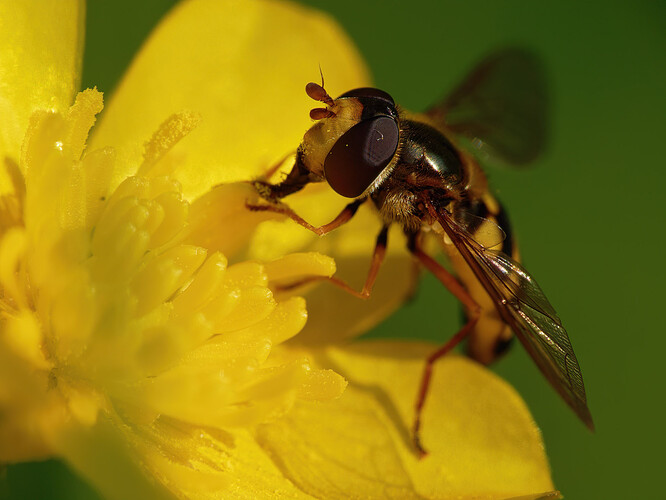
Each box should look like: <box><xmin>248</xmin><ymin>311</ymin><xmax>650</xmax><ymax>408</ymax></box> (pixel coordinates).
<box><xmin>257</xmin><ymin>341</ymin><xmax>555</xmax><ymax>499</ymax></box>
<box><xmin>256</xmin><ymin>386</ymin><xmax>421</xmax><ymax>499</ymax></box>
<box><xmin>51</xmin><ymin>410</ymin><xmax>319</xmax><ymax>499</ymax></box>
<box><xmin>185</xmin><ymin>183</ymin><xmax>285</xmax><ymax>259</ymax></box>
<box><xmin>137</xmin><ymin>419</ymin><xmax>315</xmax><ymax>499</ymax></box>
<box><xmin>48</xmin><ymin>417</ymin><xmax>175</xmax><ymax>500</ymax></box>
<box><xmin>90</xmin><ymin>0</ymin><xmax>370</xmax><ymax>199</ymax></box>
<box><xmin>0</xmin><ymin>0</ymin><xmax>85</xmax><ymax>188</ymax></box>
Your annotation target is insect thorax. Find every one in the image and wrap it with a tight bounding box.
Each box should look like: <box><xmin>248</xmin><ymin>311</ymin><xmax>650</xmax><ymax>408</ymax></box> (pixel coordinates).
<box><xmin>370</xmin><ymin>119</ymin><xmax>467</xmax><ymax>231</ymax></box>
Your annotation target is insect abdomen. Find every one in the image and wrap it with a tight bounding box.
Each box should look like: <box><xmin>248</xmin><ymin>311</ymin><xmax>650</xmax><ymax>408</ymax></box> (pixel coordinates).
<box><xmin>446</xmin><ymin>196</ymin><xmax>518</xmax><ymax>365</ymax></box>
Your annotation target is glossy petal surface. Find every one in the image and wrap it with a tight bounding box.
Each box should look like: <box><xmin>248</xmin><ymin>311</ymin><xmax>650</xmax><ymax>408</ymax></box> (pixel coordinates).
<box><xmin>258</xmin><ymin>341</ymin><xmax>556</xmax><ymax>499</ymax></box>
<box><xmin>56</xmin><ymin>415</ymin><xmax>319</xmax><ymax>500</ymax></box>
<box><xmin>90</xmin><ymin>0</ymin><xmax>370</xmax><ymax>199</ymax></box>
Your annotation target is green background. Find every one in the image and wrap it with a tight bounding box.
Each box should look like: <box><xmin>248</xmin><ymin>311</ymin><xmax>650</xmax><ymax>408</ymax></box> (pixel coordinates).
<box><xmin>2</xmin><ymin>1</ymin><xmax>664</xmax><ymax>499</ymax></box>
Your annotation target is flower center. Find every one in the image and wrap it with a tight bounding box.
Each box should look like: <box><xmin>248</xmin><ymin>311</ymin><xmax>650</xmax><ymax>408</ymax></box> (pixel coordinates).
<box><xmin>0</xmin><ymin>89</ymin><xmax>346</xmax><ymax>462</ymax></box>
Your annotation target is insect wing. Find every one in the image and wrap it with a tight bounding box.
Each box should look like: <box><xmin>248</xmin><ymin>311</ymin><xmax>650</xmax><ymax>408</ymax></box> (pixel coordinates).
<box><xmin>440</xmin><ymin>210</ymin><xmax>593</xmax><ymax>429</ymax></box>
<box><xmin>451</xmin><ymin>207</ymin><xmax>507</xmax><ymax>250</ymax></box>
<box><xmin>427</xmin><ymin>48</ymin><xmax>547</xmax><ymax>166</ymax></box>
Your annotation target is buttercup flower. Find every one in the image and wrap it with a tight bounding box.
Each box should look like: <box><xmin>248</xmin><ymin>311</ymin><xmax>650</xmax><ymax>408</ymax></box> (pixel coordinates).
<box><xmin>1</xmin><ymin>0</ymin><xmax>558</xmax><ymax>498</ymax></box>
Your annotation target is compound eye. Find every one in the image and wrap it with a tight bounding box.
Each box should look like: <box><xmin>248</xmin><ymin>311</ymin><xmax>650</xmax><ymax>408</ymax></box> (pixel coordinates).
<box><xmin>324</xmin><ymin>116</ymin><xmax>399</xmax><ymax>198</ymax></box>
<box><xmin>337</xmin><ymin>87</ymin><xmax>395</xmax><ymax>105</ymax></box>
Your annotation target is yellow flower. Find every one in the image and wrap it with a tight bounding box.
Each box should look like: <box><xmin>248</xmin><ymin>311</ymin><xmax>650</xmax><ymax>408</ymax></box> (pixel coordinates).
<box><xmin>0</xmin><ymin>0</ymin><xmax>558</xmax><ymax>498</ymax></box>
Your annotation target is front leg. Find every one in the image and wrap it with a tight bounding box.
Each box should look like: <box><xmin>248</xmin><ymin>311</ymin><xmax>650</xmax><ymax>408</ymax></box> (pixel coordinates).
<box><xmin>253</xmin><ymin>149</ymin><xmax>323</xmax><ymax>202</ymax></box>
<box><xmin>250</xmin><ymin>147</ymin><xmax>363</xmax><ymax>235</ymax></box>
<box><xmin>246</xmin><ymin>198</ymin><xmax>364</xmax><ymax>236</ymax></box>
<box><xmin>252</xmin><ymin>178</ymin><xmax>307</xmax><ymax>202</ymax></box>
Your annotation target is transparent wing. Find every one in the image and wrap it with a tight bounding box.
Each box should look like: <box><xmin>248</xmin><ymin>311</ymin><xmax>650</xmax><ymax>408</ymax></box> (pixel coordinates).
<box><xmin>440</xmin><ymin>209</ymin><xmax>593</xmax><ymax>429</ymax></box>
<box><xmin>450</xmin><ymin>207</ymin><xmax>506</xmax><ymax>249</ymax></box>
<box><xmin>427</xmin><ymin>48</ymin><xmax>548</xmax><ymax>166</ymax></box>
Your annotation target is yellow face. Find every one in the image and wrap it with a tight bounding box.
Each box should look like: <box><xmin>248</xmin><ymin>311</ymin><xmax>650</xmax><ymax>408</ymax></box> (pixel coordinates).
<box><xmin>300</xmin><ymin>97</ymin><xmax>364</xmax><ymax>178</ymax></box>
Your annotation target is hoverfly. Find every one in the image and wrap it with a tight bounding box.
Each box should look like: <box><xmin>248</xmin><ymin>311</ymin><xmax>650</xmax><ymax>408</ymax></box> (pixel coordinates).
<box><xmin>250</xmin><ymin>48</ymin><xmax>593</xmax><ymax>456</ymax></box>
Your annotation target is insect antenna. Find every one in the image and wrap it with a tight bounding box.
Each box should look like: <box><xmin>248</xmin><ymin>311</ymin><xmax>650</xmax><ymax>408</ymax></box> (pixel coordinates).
<box><xmin>306</xmin><ymin>66</ymin><xmax>336</xmax><ymax>120</ymax></box>
<box><xmin>306</xmin><ymin>65</ymin><xmax>335</xmax><ymax>107</ymax></box>
<box><xmin>309</xmin><ymin>107</ymin><xmax>335</xmax><ymax>120</ymax></box>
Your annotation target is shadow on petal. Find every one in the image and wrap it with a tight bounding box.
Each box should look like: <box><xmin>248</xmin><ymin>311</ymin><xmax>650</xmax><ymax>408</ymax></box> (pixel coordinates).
<box><xmin>258</xmin><ymin>341</ymin><xmax>555</xmax><ymax>499</ymax></box>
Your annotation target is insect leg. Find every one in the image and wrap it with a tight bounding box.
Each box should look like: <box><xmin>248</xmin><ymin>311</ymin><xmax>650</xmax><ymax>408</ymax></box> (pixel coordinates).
<box><xmin>407</xmin><ymin>233</ymin><xmax>481</xmax><ymax>458</ymax></box>
<box><xmin>275</xmin><ymin>225</ymin><xmax>389</xmax><ymax>299</ymax></box>
<box><xmin>252</xmin><ymin>150</ymin><xmax>322</xmax><ymax>201</ymax></box>
<box><xmin>246</xmin><ymin>198</ymin><xmax>364</xmax><ymax>236</ymax></box>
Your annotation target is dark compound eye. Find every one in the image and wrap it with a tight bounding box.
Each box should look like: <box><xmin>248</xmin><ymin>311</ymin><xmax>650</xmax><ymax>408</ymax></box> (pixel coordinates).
<box><xmin>324</xmin><ymin>116</ymin><xmax>399</xmax><ymax>198</ymax></box>
<box><xmin>337</xmin><ymin>87</ymin><xmax>395</xmax><ymax>105</ymax></box>
<box><xmin>337</xmin><ymin>87</ymin><xmax>397</xmax><ymax>120</ymax></box>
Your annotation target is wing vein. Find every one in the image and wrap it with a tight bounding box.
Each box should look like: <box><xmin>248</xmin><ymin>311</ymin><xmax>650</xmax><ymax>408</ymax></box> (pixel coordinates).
<box><xmin>429</xmin><ymin>203</ymin><xmax>593</xmax><ymax>429</ymax></box>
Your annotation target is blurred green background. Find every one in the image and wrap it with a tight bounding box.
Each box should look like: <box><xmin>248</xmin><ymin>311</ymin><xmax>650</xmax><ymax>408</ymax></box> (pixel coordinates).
<box><xmin>2</xmin><ymin>1</ymin><xmax>664</xmax><ymax>499</ymax></box>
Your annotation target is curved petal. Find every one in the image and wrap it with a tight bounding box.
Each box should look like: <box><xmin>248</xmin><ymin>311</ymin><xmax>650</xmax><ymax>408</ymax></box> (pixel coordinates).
<box><xmin>255</xmin><ymin>383</ymin><xmax>421</xmax><ymax>499</ymax></box>
<box><xmin>53</xmin><ymin>416</ymin><xmax>316</xmax><ymax>499</ymax></box>
<box><xmin>116</xmin><ymin>415</ymin><xmax>315</xmax><ymax>499</ymax></box>
<box><xmin>257</xmin><ymin>341</ymin><xmax>555</xmax><ymax>499</ymax></box>
<box><xmin>0</xmin><ymin>0</ymin><xmax>85</xmax><ymax>185</ymax></box>
<box><xmin>49</xmin><ymin>400</ymin><xmax>319</xmax><ymax>499</ymax></box>
<box><xmin>48</xmin><ymin>417</ymin><xmax>175</xmax><ymax>500</ymax></box>
<box><xmin>90</xmin><ymin>0</ymin><xmax>370</xmax><ymax>200</ymax></box>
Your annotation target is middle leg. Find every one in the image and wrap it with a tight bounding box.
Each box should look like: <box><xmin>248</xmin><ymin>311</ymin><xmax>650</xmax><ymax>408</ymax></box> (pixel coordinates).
<box><xmin>407</xmin><ymin>232</ymin><xmax>481</xmax><ymax>458</ymax></box>
<box><xmin>275</xmin><ymin>225</ymin><xmax>389</xmax><ymax>299</ymax></box>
